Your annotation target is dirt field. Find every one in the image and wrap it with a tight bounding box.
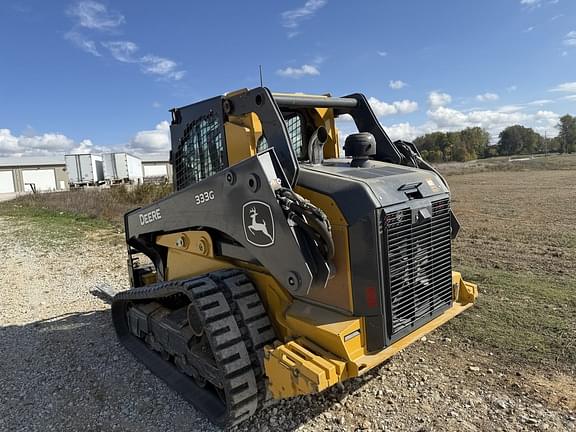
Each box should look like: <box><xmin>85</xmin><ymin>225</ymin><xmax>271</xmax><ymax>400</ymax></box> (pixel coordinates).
<box><xmin>0</xmin><ymin>165</ymin><xmax>575</xmax><ymax>431</ymax></box>
<box><xmin>448</xmin><ymin>169</ymin><xmax>576</xmax><ymax>370</ymax></box>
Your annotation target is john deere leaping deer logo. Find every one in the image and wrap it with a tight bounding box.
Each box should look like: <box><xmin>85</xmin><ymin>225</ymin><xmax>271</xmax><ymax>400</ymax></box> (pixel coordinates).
<box><xmin>242</xmin><ymin>201</ymin><xmax>275</xmax><ymax>247</ymax></box>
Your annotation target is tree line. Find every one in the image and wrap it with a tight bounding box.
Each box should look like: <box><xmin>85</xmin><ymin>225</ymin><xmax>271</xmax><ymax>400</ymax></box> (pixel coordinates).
<box><xmin>412</xmin><ymin>114</ymin><xmax>576</xmax><ymax>162</ymax></box>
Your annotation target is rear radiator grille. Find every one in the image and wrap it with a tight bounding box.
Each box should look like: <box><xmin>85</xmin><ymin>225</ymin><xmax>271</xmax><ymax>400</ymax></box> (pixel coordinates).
<box><xmin>383</xmin><ymin>198</ymin><xmax>453</xmax><ymax>338</ymax></box>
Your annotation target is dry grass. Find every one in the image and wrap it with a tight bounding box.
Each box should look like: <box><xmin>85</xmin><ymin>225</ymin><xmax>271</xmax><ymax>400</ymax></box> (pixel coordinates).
<box><xmin>0</xmin><ymin>183</ymin><xmax>172</xmax><ymax>228</ymax></box>
<box><xmin>435</xmin><ymin>153</ymin><xmax>576</xmax><ymax>176</ymax></box>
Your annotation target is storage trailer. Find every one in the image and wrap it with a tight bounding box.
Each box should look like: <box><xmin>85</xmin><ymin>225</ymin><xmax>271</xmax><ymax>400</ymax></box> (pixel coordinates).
<box><xmin>65</xmin><ymin>154</ymin><xmax>104</xmax><ymax>187</ymax></box>
<box><xmin>103</xmin><ymin>153</ymin><xmax>144</xmax><ymax>184</ymax></box>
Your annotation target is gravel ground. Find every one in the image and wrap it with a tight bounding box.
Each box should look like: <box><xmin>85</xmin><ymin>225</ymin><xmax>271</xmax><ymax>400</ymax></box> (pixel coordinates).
<box><xmin>0</xmin><ymin>216</ymin><xmax>574</xmax><ymax>432</ymax></box>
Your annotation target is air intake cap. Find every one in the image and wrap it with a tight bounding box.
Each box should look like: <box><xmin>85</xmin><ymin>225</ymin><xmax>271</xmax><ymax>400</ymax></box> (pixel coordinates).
<box><xmin>344</xmin><ymin>133</ymin><xmax>376</xmax><ymax>167</ymax></box>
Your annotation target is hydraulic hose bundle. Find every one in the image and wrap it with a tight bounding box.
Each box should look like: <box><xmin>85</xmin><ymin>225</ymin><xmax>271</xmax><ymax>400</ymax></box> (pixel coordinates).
<box><xmin>276</xmin><ymin>187</ymin><xmax>335</xmax><ymax>262</ymax></box>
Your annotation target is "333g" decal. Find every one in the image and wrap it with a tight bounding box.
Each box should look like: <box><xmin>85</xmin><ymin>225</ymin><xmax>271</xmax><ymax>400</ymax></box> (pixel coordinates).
<box><xmin>195</xmin><ymin>190</ymin><xmax>215</xmax><ymax>205</ymax></box>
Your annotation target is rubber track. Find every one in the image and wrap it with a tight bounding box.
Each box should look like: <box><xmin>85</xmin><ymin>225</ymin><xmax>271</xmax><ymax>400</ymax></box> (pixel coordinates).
<box><xmin>210</xmin><ymin>270</ymin><xmax>277</xmax><ymax>404</ymax></box>
<box><xmin>111</xmin><ymin>270</ymin><xmax>276</xmax><ymax>427</ymax></box>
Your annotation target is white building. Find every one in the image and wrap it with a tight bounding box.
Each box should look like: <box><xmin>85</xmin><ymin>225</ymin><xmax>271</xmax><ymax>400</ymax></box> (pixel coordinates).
<box><xmin>0</xmin><ymin>152</ymin><xmax>173</xmax><ymax>200</ymax></box>
<box><xmin>0</xmin><ymin>156</ymin><xmax>69</xmax><ymax>197</ymax></box>
<box><xmin>140</xmin><ymin>153</ymin><xmax>173</xmax><ymax>183</ymax></box>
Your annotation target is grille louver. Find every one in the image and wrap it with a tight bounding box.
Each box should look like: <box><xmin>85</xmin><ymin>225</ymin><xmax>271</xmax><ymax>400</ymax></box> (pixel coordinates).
<box><xmin>383</xmin><ymin>198</ymin><xmax>453</xmax><ymax>339</ymax></box>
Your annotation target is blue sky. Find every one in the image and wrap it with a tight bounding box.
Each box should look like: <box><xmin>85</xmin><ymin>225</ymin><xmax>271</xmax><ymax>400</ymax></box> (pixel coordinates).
<box><xmin>0</xmin><ymin>0</ymin><xmax>575</xmax><ymax>156</ymax></box>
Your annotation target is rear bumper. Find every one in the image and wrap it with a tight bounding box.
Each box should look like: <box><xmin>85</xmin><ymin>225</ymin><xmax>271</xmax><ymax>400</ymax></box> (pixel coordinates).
<box><xmin>264</xmin><ymin>271</ymin><xmax>477</xmax><ymax>398</ymax></box>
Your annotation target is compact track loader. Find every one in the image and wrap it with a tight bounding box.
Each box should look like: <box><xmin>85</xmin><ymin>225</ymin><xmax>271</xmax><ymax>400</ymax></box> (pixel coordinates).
<box><xmin>111</xmin><ymin>87</ymin><xmax>477</xmax><ymax>427</ymax></box>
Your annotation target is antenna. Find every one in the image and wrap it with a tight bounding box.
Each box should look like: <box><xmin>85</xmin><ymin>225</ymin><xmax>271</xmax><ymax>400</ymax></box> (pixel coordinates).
<box><xmin>259</xmin><ymin>65</ymin><xmax>263</xmax><ymax>87</ymax></box>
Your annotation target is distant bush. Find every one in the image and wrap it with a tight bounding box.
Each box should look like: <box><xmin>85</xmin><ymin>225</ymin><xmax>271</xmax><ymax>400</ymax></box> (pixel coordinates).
<box><xmin>3</xmin><ymin>184</ymin><xmax>173</xmax><ymax>228</ymax></box>
<box><xmin>107</xmin><ymin>183</ymin><xmax>173</xmax><ymax>205</ymax></box>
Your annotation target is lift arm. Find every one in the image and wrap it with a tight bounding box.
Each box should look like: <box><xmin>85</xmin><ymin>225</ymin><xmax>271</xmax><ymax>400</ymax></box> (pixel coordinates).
<box><xmin>124</xmin><ymin>150</ymin><xmax>330</xmax><ymax>296</ymax></box>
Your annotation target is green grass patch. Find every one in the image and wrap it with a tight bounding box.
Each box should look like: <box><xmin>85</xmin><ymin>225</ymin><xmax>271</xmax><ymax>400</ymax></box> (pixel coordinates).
<box><xmin>0</xmin><ymin>203</ymin><xmax>114</xmax><ymax>247</ymax></box>
<box><xmin>444</xmin><ymin>264</ymin><xmax>576</xmax><ymax>373</ymax></box>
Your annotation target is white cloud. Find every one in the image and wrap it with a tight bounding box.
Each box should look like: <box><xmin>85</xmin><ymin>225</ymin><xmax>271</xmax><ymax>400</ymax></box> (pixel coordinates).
<box><xmin>312</xmin><ymin>55</ymin><xmax>327</xmax><ymax>65</ymax></box>
<box><xmin>427</xmin><ymin>106</ymin><xmax>559</xmax><ymax>139</ymax></box>
<box><xmin>102</xmin><ymin>40</ymin><xmax>138</xmax><ymax>62</ymax></box>
<box><xmin>507</xmin><ymin>85</ymin><xmax>518</xmax><ymax>92</ymax></box>
<box><xmin>389</xmin><ymin>80</ymin><xmax>407</xmax><ymax>90</ymax></box>
<box><xmin>140</xmin><ymin>55</ymin><xmax>186</xmax><ymax>81</ymax></box>
<box><xmin>0</xmin><ymin>121</ymin><xmax>173</xmax><ymax>157</ymax></box>
<box><xmin>69</xmin><ymin>139</ymin><xmax>108</xmax><ymax>154</ymax></box>
<box><xmin>0</xmin><ymin>128</ymin><xmax>106</xmax><ymax>157</ymax></box>
<box><xmin>64</xmin><ymin>31</ymin><xmax>101</xmax><ymax>56</ymax></box>
<box><xmin>377</xmin><ymin>51</ymin><xmax>388</xmax><ymax>57</ymax></box>
<box><xmin>520</xmin><ymin>0</ymin><xmax>542</xmax><ymax>6</ymax></box>
<box><xmin>393</xmin><ymin>100</ymin><xmax>419</xmax><ymax>114</ymax></box>
<box><xmin>384</xmin><ymin>122</ymin><xmax>429</xmax><ymax>142</ymax></box>
<box><xmin>523</xmin><ymin>26</ymin><xmax>535</xmax><ymax>32</ymax></box>
<box><xmin>497</xmin><ymin>105</ymin><xmax>524</xmax><ymax>113</ymax></box>
<box><xmin>550</xmin><ymin>82</ymin><xmax>576</xmax><ymax>93</ymax></box>
<box><xmin>128</xmin><ymin>121</ymin><xmax>171</xmax><ymax>153</ymax></box>
<box><xmin>277</xmin><ymin>64</ymin><xmax>320</xmax><ymax>78</ymax></box>
<box><xmin>428</xmin><ymin>91</ymin><xmax>452</xmax><ymax>108</ymax></box>
<box><xmin>368</xmin><ymin>97</ymin><xmax>418</xmax><ymax>116</ymax></box>
<box><xmin>102</xmin><ymin>41</ymin><xmax>185</xmax><ymax>80</ymax></box>
<box><xmin>281</xmin><ymin>0</ymin><xmax>327</xmax><ymax>32</ymax></box>
<box><xmin>476</xmin><ymin>92</ymin><xmax>500</xmax><ymax>102</ymax></box>
<box><xmin>379</xmin><ymin>104</ymin><xmax>561</xmax><ymax>144</ymax></box>
<box><xmin>65</xmin><ymin>3</ymin><xmax>185</xmax><ymax>82</ymax></box>
<box><xmin>427</xmin><ymin>107</ymin><xmax>472</xmax><ymax>128</ymax></box>
<box><xmin>562</xmin><ymin>94</ymin><xmax>576</xmax><ymax>101</ymax></box>
<box><xmin>533</xmin><ymin>110</ymin><xmax>558</xmax><ymax>120</ymax></box>
<box><xmin>0</xmin><ymin>129</ymin><xmax>22</xmax><ymax>155</ymax></box>
<box><xmin>520</xmin><ymin>0</ymin><xmax>559</xmax><ymax>9</ymax></box>
<box><xmin>526</xmin><ymin>99</ymin><xmax>553</xmax><ymax>106</ymax></box>
<box><xmin>564</xmin><ymin>31</ymin><xmax>576</xmax><ymax>46</ymax></box>
<box><xmin>66</xmin><ymin>1</ymin><xmax>125</xmax><ymax>31</ymax></box>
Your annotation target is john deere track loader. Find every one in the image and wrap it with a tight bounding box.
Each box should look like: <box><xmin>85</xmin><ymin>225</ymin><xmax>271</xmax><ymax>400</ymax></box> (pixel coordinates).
<box><xmin>111</xmin><ymin>87</ymin><xmax>477</xmax><ymax>427</ymax></box>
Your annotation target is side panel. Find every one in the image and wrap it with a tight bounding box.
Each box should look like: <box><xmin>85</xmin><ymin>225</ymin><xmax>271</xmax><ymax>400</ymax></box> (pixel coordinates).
<box><xmin>116</xmin><ymin>153</ymin><xmax>128</xmax><ymax>179</ymax></box>
<box><xmin>83</xmin><ymin>155</ymin><xmax>95</xmax><ymax>182</ymax></box>
<box><xmin>144</xmin><ymin>165</ymin><xmax>168</xmax><ymax>177</ymax></box>
<box><xmin>126</xmin><ymin>154</ymin><xmax>144</xmax><ymax>180</ymax></box>
<box><xmin>94</xmin><ymin>156</ymin><xmax>104</xmax><ymax>182</ymax></box>
<box><xmin>103</xmin><ymin>153</ymin><xmax>116</xmax><ymax>180</ymax></box>
<box><xmin>295</xmin><ymin>186</ymin><xmax>354</xmax><ymax>313</ymax></box>
<box><xmin>65</xmin><ymin>155</ymin><xmax>81</xmax><ymax>183</ymax></box>
<box><xmin>225</xmin><ymin>121</ymin><xmax>256</xmax><ymax>165</ymax></box>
